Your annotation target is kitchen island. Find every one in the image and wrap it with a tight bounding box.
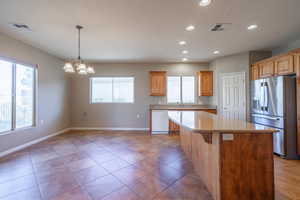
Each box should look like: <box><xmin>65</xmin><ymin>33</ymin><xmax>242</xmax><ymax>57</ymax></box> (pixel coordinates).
<box><xmin>168</xmin><ymin>111</ymin><xmax>277</xmax><ymax>200</ymax></box>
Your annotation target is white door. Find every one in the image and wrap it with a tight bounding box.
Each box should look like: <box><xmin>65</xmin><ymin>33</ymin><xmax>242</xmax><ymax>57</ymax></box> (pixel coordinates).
<box><xmin>220</xmin><ymin>72</ymin><xmax>246</xmax><ymax>120</ymax></box>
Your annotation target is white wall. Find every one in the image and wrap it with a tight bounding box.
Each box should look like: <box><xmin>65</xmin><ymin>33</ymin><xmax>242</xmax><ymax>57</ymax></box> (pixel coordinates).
<box><xmin>0</xmin><ymin>33</ymin><xmax>70</xmax><ymax>153</ymax></box>
<box><xmin>70</xmin><ymin>63</ymin><xmax>211</xmax><ymax>129</ymax></box>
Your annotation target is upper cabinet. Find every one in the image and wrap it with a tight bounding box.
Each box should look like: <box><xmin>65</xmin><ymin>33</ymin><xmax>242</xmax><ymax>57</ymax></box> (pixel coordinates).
<box><xmin>251</xmin><ymin>64</ymin><xmax>260</xmax><ymax>80</ymax></box>
<box><xmin>198</xmin><ymin>71</ymin><xmax>213</xmax><ymax>96</ymax></box>
<box><xmin>150</xmin><ymin>71</ymin><xmax>166</xmax><ymax>96</ymax></box>
<box><xmin>295</xmin><ymin>53</ymin><xmax>300</xmax><ymax>75</ymax></box>
<box><xmin>252</xmin><ymin>49</ymin><xmax>300</xmax><ymax>80</ymax></box>
<box><xmin>274</xmin><ymin>55</ymin><xmax>294</xmax><ymax>75</ymax></box>
<box><xmin>259</xmin><ymin>61</ymin><xmax>274</xmax><ymax>78</ymax></box>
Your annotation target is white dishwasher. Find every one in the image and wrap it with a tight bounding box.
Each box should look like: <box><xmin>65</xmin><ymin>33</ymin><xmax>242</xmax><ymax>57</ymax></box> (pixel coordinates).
<box><xmin>151</xmin><ymin>110</ymin><xmax>169</xmax><ymax>134</ymax></box>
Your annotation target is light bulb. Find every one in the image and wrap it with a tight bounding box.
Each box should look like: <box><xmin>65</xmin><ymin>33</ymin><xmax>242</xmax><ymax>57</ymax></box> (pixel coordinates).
<box><xmin>199</xmin><ymin>0</ymin><xmax>212</xmax><ymax>7</ymax></box>
<box><xmin>77</xmin><ymin>63</ymin><xmax>86</xmax><ymax>71</ymax></box>
<box><xmin>87</xmin><ymin>66</ymin><xmax>95</xmax><ymax>74</ymax></box>
<box><xmin>78</xmin><ymin>69</ymin><xmax>87</xmax><ymax>75</ymax></box>
<box><xmin>63</xmin><ymin>63</ymin><xmax>74</xmax><ymax>73</ymax></box>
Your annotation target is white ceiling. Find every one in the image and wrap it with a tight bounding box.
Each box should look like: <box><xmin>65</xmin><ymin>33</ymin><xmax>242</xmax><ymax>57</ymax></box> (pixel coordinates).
<box><xmin>0</xmin><ymin>0</ymin><xmax>300</xmax><ymax>63</ymax></box>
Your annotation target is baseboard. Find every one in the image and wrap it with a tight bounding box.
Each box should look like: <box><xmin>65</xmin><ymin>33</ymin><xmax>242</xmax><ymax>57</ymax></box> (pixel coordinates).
<box><xmin>0</xmin><ymin>128</ymin><xmax>71</xmax><ymax>158</ymax></box>
<box><xmin>70</xmin><ymin>127</ymin><xmax>150</xmax><ymax>131</ymax></box>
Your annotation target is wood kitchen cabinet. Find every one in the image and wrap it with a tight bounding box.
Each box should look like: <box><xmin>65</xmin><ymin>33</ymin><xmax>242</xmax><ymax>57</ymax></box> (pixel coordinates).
<box><xmin>259</xmin><ymin>61</ymin><xmax>274</xmax><ymax>78</ymax></box>
<box><xmin>149</xmin><ymin>71</ymin><xmax>166</xmax><ymax>96</ymax></box>
<box><xmin>274</xmin><ymin>54</ymin><xmax>294</xmax><ymax>75</ymax></box>
<box><xmin>198</xmin><ymin>71</ymin><xmax>213</xmax><ymax>96</ymax></box>
<box><xmin>251</xmin><ymin>64</ymin><xmax>260</xmax><ymax>80</ymax></box>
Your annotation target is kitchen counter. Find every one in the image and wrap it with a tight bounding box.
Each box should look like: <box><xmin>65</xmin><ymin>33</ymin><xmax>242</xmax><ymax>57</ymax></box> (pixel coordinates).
<box><xmin>168</xmin><ymin>110</ymin><xmax>277</xmax><ymax>134</ymax></box>
<box><xmin>150</xmin><ymin>105</ymin><xmax>217</xmax><ymax>133</ymax></box>
<box><xmin>150</xmin><ymin>104</ymin><xmax>217</xmax><ymax>110</ymax></box>
<box><xmin>168</xmin><ymin>110</ymin><xmax>277</xmax><ymax>200</ymax></box>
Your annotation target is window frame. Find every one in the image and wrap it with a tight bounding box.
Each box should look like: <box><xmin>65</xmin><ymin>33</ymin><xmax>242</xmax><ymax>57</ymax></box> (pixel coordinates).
<box><xmin>0</xmin><ymin>57</ymin><xmax>37</xmax><ymax>135</ymax></box>
<box><xmin>90</xmin><ymin>76</ymin><xmax>135</xmax><ymax>104</ymax></box>
<box><xmin>167</xmin><ymin>75</ymin><xmax>195</xmax><ymax>104</ymax></box>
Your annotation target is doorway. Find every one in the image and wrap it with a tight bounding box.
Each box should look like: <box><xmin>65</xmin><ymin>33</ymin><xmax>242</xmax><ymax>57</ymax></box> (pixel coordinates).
<box><xmin>220</xmin><ymin>72</ymin><xmax>246</xmax><ymax>120</ymax></box>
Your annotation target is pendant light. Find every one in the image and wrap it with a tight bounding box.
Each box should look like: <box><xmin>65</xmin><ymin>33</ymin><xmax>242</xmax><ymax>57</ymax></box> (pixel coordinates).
<box><xmin>63</xmin><ymin>25</ymin><xmax>95</xmax><ymax>75</ymax></box>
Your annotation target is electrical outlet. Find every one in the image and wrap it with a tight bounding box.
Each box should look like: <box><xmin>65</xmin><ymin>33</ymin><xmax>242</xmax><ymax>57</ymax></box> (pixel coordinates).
<box><xmin>137</xmin><ymin>114</ymin><xmax>140</xmax><ymax>119</ymax></box>
<box><xmin>40</xmin><ymin>120</ymin><xmax>44</xmax><ymax>125</ymax></box>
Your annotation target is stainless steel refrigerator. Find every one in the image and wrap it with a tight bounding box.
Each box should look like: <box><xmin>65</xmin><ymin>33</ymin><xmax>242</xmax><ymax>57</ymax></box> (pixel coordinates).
<box><xmin>251</xmin><ymin>76</ymin><xmax>299</xmax><ymax>159</ymax></box>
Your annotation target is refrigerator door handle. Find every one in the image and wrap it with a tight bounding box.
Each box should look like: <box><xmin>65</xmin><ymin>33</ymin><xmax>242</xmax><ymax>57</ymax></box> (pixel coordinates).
<box><xmin>252</xmin><ymin>114</ymin><xmax>281</xmax><ymax>121</ymax></box>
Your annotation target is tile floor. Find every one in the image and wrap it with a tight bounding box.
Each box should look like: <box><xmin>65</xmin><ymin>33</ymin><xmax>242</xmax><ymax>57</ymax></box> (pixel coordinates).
<box><xmin>0</xmin><ymin>131</ymin><xmax>212</xmax><ymax>200</ymax></box>
<box><xmin>0</xmin><ymin>130</ymin><xmax>299</xmax><ymax>200</ymax></box>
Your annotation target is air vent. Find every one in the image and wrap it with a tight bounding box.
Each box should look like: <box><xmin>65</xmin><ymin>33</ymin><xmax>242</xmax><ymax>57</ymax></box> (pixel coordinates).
<box><xmin>11</xmin><ymin>23</ymin><xmax>30</xmax><ymax>30</ymax></box>
<box><xmin>210</xmin><ymin>23</ymin><xmax>231</xmax><ymax>32</ymax></box>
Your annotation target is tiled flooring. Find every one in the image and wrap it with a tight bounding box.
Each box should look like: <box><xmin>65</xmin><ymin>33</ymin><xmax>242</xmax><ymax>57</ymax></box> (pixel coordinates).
<box><xmin>0</xmin><ymin>131</ymin><xmax>299</xmax><ymax>200</ymax></box>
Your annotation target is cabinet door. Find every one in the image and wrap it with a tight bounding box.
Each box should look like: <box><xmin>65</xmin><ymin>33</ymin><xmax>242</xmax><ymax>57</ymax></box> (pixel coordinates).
<box><xmin>198</xmin><ymin>71</ymin><xmax>213</xmax><ymax>96</ymax></box>
<box><xmin>150</xmin><ymin>71</ymin><xmax>166</xmax><ymax>96</ymax></box>
<box><xmin>259</xmin><ymin>61</ymin><xmax>274</xmax><ymax>78</ymax></box>
<box><xmin>274</xmin><ymin>55</ymin><xmax>294</xmax><ymax>75</ymax></box>
<box><xmin>251</xmin><ymin>64</ymin><xmax>259</xmax><ymax>80</ymax></box>
<box><xmin>295</xmin><ymin>54</ymin><xmax>300</xmax><ymax>75</ymax></box>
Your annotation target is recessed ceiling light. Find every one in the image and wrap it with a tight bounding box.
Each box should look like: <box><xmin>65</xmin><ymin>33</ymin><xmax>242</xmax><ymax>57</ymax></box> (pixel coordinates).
<box><xmin>213</xmin><ymin>50</ymin><xmax>220</xmax><ymax>54</ymax></box>
<box><xmin>182</xmin><ymin>50</ymin><xmax>189</xmax><ymax>54</ymax></box>
<box><xmin>247</xmin><ymin>24</ymin><xmax>258</xmax><ymax>30</ymax></box>
<box><xmin>182</xmin><ymin>58</ymin><xmax>188</xmax><ymax>62</ymax></box>
<box><xmin>199</xmin><ymin>0</ymin><xmax>212</xmax><ymax>7</ymax></box>
<box><xmin>179</xmin><ymin>41</ymin><xmax>187</xmax><ymax>45</ymax></box>
<box><xmin>185</xmin><ymin>25</ymin><xmax>195</xmax><ymax>31</ymax></box>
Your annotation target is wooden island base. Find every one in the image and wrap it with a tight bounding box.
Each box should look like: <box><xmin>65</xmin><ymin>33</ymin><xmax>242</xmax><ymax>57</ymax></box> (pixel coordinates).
<box><xmin>169</xmin><ymin>111</ymin><xmax>276</xmax><ymax>200</ymax></box>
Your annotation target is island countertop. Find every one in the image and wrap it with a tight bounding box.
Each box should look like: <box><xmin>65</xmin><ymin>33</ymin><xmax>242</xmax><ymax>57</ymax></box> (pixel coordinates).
<box><xmin>168</xmin><ymin>110</ymin><xmax>277</xmax><ymax>134</ymax></box>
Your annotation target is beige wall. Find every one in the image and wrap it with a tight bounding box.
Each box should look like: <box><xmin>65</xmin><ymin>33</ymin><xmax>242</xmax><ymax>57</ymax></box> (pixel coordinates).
<box><xmin>0</xmin><ymin>33</ymin><xmax>70</xmax><ymax>153</ymax></box>
<box><xmin>209</xmin><ymin>52</ymin><xmax>251</xmax><ymax>120</ymax></box>
<box><xmin>70</xmin><ymin>63</ymin><xmax>211</xmax><ymax>129</ymax></box>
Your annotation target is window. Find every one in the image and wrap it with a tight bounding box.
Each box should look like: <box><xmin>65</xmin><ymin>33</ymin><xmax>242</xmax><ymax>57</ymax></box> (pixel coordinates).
<box><xmin>91</xmin><ymin>77</ymin><xmax>134</xmax><ymax>103</ymax></box>
<box><xmin>167</xmin><ymin>76</ymin><xmax>195</xmax><ymax>103</ymax></box>
<box><xmin>0</xmin><ymin>59</ymin><xmax>36</xmax><ymax>134</ymax></box>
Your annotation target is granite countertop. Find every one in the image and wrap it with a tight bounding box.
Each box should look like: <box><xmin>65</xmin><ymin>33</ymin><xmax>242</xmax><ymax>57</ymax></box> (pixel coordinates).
<box><xmin>150</xmin><ymin>104</ymin><xmax>217</xmax><ymax>110</ymax></box>
<box><xmin>168</xmin><ymin>111</ymin><xmax>277</xmax><ymax>134</ymax></box>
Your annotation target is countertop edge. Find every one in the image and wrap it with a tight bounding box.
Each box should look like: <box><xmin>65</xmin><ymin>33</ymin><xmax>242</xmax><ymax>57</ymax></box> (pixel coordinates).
<box><xmin>168</xmin><ymin>112</ymin><xmax>277</xmax><ymax>134</ymax></box>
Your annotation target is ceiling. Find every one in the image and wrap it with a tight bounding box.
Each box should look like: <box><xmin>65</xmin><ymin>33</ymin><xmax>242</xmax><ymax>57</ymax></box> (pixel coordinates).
<box><xmin>0</xmin><ymin>0</ymin><xmax>300</xmax><ymax>63</ymax></box>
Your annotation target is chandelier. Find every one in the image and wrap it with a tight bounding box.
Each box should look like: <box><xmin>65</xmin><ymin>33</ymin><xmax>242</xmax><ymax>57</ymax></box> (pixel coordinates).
<box><xmin>63</xmin><ymin>25</ymin><xmax>95</xmax><ymax>75</ymax></box>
